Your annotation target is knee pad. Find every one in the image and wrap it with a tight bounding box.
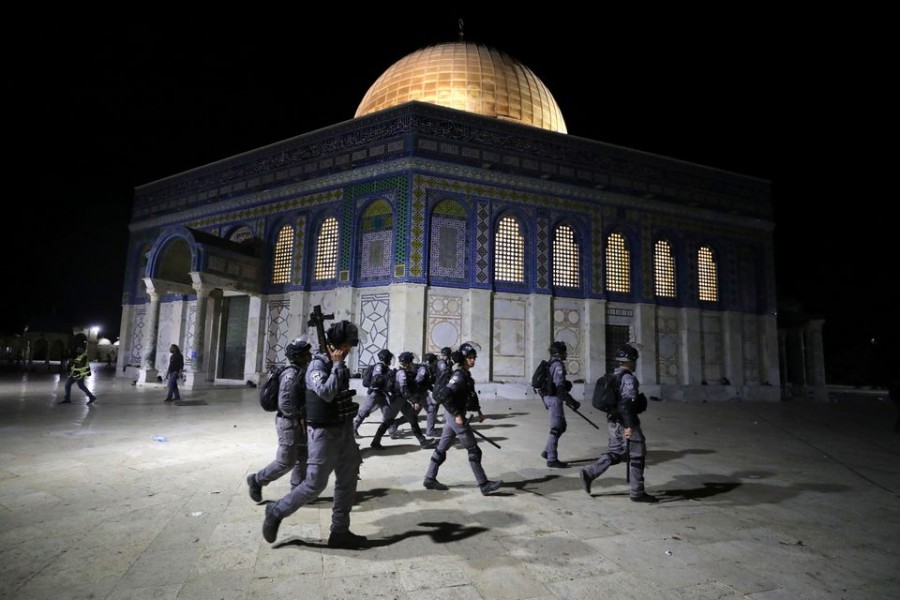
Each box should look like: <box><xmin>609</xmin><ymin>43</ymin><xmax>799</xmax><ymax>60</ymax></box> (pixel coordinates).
<box><xmin>630</xmin><ymin>456</ymin><xmax>645</xmax><ymax>470</ymax></box>
<box><xmin>467</xmin><ymin>444</ymin><xmax>483</xmax><ymax>464</ymax></box>
<box><xmin>430</xmin><ymin>449</ymin><xmax>447</xmax><ymax>467</ymax></box>
<box><xmin>606</xmin><ymin>452</ymin><xmax>622</xmax><ymax>465</ymax></box>
<box><xmin>550</xmin><ymin>427</ymin><xmax>562</xmax><ymax>438</ymax></box>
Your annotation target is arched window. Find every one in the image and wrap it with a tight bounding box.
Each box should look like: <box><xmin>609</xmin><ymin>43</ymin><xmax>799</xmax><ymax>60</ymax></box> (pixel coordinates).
<box><xmin>698</xmin><ymin>245</ymin><xmax>719</xmax><ymax>301</ymax></box>
<box><xmin>605</xmin><ymin>232</ymin><xmax>630</xmax><ymax>293</ymax></box>
<box><xmin>271</xmin><ymin>224</ymin><xmax>293</xmax><ymax>284</ymax></box>
<box><xmin>552</xmin><ymin>224</ymin><xmax>580</xmax><ymax>287</ymax></box>
<box><xmin>654</xmin><ymin>239</ymin><xmax>676</xmax><ymax>298</ymax></box>
<box><xmin>314</xmin><ymin>217</ymin><xmax>339</xmax><ymax>281</ymax></box>
<box><xmin>494</xmin><ymin>216</ymin><xmax>524</xmax><ymax>283</ymax></box>
<box><xmin>359</xmin><ymin>199</ymin><xmax>393</xmax><ymax>281</ymax></box>
<box><xmin>429</xmin><ymin>199</ymin><xmax>467</xmax><ymax>281</ymax></box>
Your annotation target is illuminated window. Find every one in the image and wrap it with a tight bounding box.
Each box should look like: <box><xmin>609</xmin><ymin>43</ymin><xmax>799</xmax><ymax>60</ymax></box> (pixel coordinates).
<box><xmin>654</xmin><ymin>240</ymin><xmax>676</xmax><ymax>298</ymax></box>
<box><xmin>314</xmin><ymin>217</ymin><xmax>339</xmax><ymax>281</ymax></box>
<box><xmin>494</xmin><ymin>216</ymin><xmax>524</xmax><ymax>283</ymax></box>
<box><xmin>552</xmin><ymin>224</ymin><xmax>580</xmax><ymax>287</ymax></box>
<box><xmin>698</xmin><ymin>245</ymin><xmax>719</xmax><ymax>301</ymax></box>
<box><xmin>605</xmin><ymin>232</ymin><xmax>630</xmax><ymax>293</ymax></box>
<box><xmin>272</xmin><ymin>225</ymin><xmax>294</xmax><ymax>284</ymax></box>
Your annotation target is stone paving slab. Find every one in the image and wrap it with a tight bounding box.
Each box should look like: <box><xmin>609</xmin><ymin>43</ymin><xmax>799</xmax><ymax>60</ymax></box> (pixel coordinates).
<box><xmin>0</xmin><ymin>368</ymin><xmax>898</xmax><ymax>599</ymax></box>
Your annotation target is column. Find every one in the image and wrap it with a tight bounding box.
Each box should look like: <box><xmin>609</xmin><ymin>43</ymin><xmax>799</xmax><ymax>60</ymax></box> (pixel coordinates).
<box><xmin>137</xmin><ymin>280</ymin><xmax>160</xmax><ymax>384</ymax></box>
<box><xmin>188</xmin><ymin>280</ymin><xmax>212</xmax><ymax>384</ymax></box>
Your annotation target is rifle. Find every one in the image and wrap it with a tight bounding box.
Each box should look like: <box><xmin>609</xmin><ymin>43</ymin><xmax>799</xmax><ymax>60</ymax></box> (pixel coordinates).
<box><xmin>307</xmin><ymin>305</ymin><xmax>333</xmax><ymax>355</ymax></box>
<box><xmin>307</xmin><ymin>305</ymin><xmax>357</xmax><ymax>418</ymax></box>
<box><xmin>465</xmin><ymin>417</ymin><xmax>501</xmax><ymax>449</ymax></box>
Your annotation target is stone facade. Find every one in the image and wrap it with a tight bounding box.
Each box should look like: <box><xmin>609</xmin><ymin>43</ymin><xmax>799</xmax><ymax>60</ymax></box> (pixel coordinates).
<box><xmin>118</xmin><ymin>101</ymin><xmax>792</xmax><ymax>402</ymax></box>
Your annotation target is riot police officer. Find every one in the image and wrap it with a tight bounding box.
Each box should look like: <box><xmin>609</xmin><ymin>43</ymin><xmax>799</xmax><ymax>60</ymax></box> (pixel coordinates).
<box><xmin>371</xmin><ymin>352</ymin><xmax>436</xmax><ymax>449</ymax></box>
<box><xmin>247</xmin><ymin>336</ymin><xmax>313</xmax><ymax>503</ymax></box>
<box><xmin>353</xmin><ymin>348</ymin><xmax>394</xmax><ymax>438</ymax></box>
<box><xmin>262</xmin><ymin>320</ymin><xmax>368</xmax><ymax>548</ymax></box>
<box><xmin>422</xmin><ymin>342</ymin><xmax>502</xmax><ymax>495</ymax></box>
<box><xmin>541</xmin><ymin>341</ymin><xmax>579</xmax><ymax>468</ymax></box>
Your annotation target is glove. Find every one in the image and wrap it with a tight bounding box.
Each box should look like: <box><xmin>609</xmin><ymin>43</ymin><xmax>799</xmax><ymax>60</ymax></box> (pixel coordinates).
<box><xmin>563</xmin><ymin>381</ymin><xmax>573</xmax><ymax>392</ymax></box>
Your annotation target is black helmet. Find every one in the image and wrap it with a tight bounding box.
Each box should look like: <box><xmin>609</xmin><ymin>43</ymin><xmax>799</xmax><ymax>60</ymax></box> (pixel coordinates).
<box><xmin>398</xmin><ymin>351</ymin><xmax>415</xmax><ymax>364</ymax></box>
<box><xmin>615</xmin><ymin>344</ymin><xmax>639</xmax><ymax>363</ymax></box>
<box><xmin>285</xmin><ymin>336</ymin><xmax>312</xmax><ymax>360</ymax></box>
<box><xmin>377</xmin><ymin>349</ymin><xmax>394</xmax><ymax>364</ymax></box>
<box><xmin>549</xmin><ymin>341</ymin><xmax>567</xmax><ymax>356</ymax></box>
<box><xmin>440</xmin><ymin>346</ymin><xmax>452</xmax><ymax>358</ymax></box>
<box><xmin>458</xmin><ymin>342</ymin><xmax>478</xmax><ymax>359</ymax></box>
<box><xmin>326</xmin><ymin>320</ymin><xmax>359</xmax><ymax>347</ymax></box>
<box><xmin>424</xmin><ymin>353</ymin><xmax>437</xmax><ymax>364</ymax></box>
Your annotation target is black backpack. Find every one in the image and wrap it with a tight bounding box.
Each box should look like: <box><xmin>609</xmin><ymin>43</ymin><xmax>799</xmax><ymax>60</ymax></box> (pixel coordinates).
<box><xmin>362</xmin><ymin>363</ymin><xmax>376</xmax><ymax>388</ymax></box>
<box><xmin>260</xmin><ymin>365</ymin><xmax>298</xmax><ymax>412</ymax></box>
<box><xmin>531</xmin><ymin>359</ymin><xmax>551</xmax><ymax>395</ymax></box>
<box><xmin>592</xmin><ymin>372</ymin><xmax>621</xmax><ymax>413</ymax></box>
<box><xmin>432</xmin><ymin>367</ymin><xmax>453</xmax><ymax>405</ymax></box>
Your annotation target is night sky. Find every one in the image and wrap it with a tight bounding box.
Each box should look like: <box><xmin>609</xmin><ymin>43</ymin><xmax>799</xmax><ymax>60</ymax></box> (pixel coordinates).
<box><xmin>6</xmin><ymin>12</ymin><xmax>894</xmax><ymax>385</ymax></box>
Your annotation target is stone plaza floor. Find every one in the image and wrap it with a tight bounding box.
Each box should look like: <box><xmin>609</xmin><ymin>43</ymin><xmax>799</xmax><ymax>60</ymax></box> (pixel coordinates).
<box><xmin>0</xmin><ymin>365</ymin><xmax>898</xmax><ymax>599</ymax></box>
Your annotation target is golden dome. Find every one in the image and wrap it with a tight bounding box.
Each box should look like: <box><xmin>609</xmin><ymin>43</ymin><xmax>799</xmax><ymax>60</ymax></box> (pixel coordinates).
<box><xmin>355</xmin><ymin>42</ymin><xmax>567</xmax><ymax>134</ymax></box>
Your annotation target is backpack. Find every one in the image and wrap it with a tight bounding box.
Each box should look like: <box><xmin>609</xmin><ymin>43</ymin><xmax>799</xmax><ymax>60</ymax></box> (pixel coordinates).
<box><xmin>592</xmin><ymin>372</ymin><xmax>621</xmax><ymax>413</ymax></box>
<box><xmin>531</xmin><ymin>360</ymin><xmax>550</xmax><ymax>395</ymax></box>
<box><xmin>432</xmin><ymin>367</ymin><xmax>453</xmax><ymax>405</ymax></box>
<box><xmin>362</xmin><ymin>363</ymin><xmax>376</xmax><ymax>388</ymax></box>
<box><xmin>416</xmin><ymin>363</ymin><xmax>434</xmax><ymax>391</ymax></box>
<box><xmin>375</xmin><ymin>367</ymin><xmax>397</xmax><ymax>395</ymax></box>
<box><xmin>260</xmin><ymin>365</ymin><xmax>298</xmax><ymax>412</ymax></box>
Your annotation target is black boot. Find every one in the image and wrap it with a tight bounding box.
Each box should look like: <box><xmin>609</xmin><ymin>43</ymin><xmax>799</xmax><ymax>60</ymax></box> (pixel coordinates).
<box><xmin>262</xmin><ymin>503</ymin><xmax>282</xmax><ymax>543</ymax></box>
<box><xmin>371</xmin><ymin>422</ymin><xmax>389</xmax><ymax>449</ymax></box>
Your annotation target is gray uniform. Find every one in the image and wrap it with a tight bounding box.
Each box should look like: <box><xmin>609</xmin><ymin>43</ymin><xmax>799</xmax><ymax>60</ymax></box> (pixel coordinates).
<box><xmin>542</xmin><ymin>358</ymin><xmax>570</xmax><ymax>462</ymax></box>
<box><xmin>254</xmin><ymin>364</ymin><xmax>307</xmax><ymax>489</ymax></box>
<box><xmin>375</xmin><ymin>366</ymin><xmax>430</xmax><ymax>446</ymax></box>
<box><xmin>582</xmin><ymin>366</ymin><xmax>648</xmax><ymax>498</ymax></box>
<box><xmin>353</xmin><ymin>362</ymin><xmax>391</xmax><ymax>434</ymax></box>
<box><xmin>425</xmin><ymin>365</ymin><xmax>490</xmax><ymax>486</ymax></box>
<box><xmin>269</xmin><ymin>353</ymin><xmax>362</xmax><ymax>535</ymax></box>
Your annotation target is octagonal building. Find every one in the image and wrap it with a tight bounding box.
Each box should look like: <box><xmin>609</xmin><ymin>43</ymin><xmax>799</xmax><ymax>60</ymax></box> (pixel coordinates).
<box><xmin>118</xmin><ymin>39</ymin><xmax>786</xmax><ymax>402</ymax></box>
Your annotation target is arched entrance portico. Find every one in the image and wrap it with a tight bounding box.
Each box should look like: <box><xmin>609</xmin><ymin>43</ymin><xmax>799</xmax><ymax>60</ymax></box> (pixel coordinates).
<box><xmin>133</xmin><ymin>227</ymin><xmax>264</xmax><ymax>389</ymax></box>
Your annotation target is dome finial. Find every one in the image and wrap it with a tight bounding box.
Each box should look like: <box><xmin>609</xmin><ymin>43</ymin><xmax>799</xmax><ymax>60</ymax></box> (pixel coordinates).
<box><xmin>458</xmin><ymin>18</ymin><xmax>464</xmax><ymax>41</ymax></box>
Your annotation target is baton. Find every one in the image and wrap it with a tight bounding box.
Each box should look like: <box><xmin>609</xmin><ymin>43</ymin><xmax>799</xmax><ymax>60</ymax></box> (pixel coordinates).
<box><xmin>569</xmin><ymin>404</ymin><xmax>600</xmax><ymax>429</ymax></box>
<box><xmin>625</xmin><ymin>438</ymin><xmax>631</xmax><ymax>484</ymax></box>
<box><xmin>465</xmin><ymin>418</ymin><xmax>501</xmax><ymax>449</ymax></box>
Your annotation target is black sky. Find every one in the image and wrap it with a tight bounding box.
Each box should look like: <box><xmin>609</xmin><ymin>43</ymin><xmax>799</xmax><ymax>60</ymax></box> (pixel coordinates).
<box><xmin>5</xmin><ymin>12</ymin><xmax>894</xmax><ymax>384</ymax></box>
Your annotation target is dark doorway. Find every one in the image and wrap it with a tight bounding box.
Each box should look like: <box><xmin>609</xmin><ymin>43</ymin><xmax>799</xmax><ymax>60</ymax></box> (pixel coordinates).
<box><xmin>218</xmin><ymin>296</ymin><xmax>249</xmax><ymax>380</ymax></box>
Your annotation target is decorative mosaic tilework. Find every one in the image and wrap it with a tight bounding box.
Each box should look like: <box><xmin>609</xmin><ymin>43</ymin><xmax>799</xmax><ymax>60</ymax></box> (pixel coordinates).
<box><xmin>656</xmin><ymin>314</ymin><xmax>681</xmax><ymax>382</ymax></box>
<box><xmin>265</xmin><ymin>299</ymin><xmax>291</xmax><ymax>368</ymax></box>
<box><xmin>429</xmin><ymin>214</ymin><xmax>467</xmax><ymax>280</ymax></box>
<box><xmin>426</xmin><ymin>294</ymin><xmax>463</xmax><ymax>353</ymax></box>
<box><xmin>359</xmin><ymin>200</ymin><xmax>394</xmax><ymax>282</ymax></box>
<box><xmin>186</xmin><ymin>189</ymin><xmax>342</xmax><ymax>230</ymax></box>
<box><xmin>294</xmin><ymin>214</ymin><xmax>306</xmax><ymax>286</ymax></box>
<box><xmin>591</xmin><ymin>207</ymin><xmax>605</xmax><ymax>296</ymax></box>
<box><xmin>536</xmin><ymin>213</ymin><xmax>549</xmax><ymax>290</ymax></box>
<box><xmin>492</xmin><ymin>296</ymin><xmax>526</xmax><ymax>378</ymax></box>
<box><xmin>130</xmin><ymin>307</ymin><xmax>146</xmax><ymax>366</ymax></box>
<box><xmin>184</xmin><ymin>304</ymin><xmax>196</xmax><ymax>367</ymax></box>
<box><xmin>359</xmin><ymin>293</ymin><xmax>390</xmax><ymax>369</ymax></box>
<box><xmin>410</xmin><ymin>185</ymin><xmax>426</xmax><ymax>278</ymax></box>
<box><xmin>553</xmin><ymin>304</ymin><xmax>583</xmax><ymax>377</ymax></box>
<box><xmin>475</xmin><ymin>201</ymin><xmax>490</xmax><ymax>285</ymax></box>
<box><xmin>346</xmin><ymin>177</ymin><xmax>406</xmax><ymax>274</ymax></box>
<box><xmin>361</xmin><ymin>230</ymin><xmax>393</xmax><ymax>279</ymax></box>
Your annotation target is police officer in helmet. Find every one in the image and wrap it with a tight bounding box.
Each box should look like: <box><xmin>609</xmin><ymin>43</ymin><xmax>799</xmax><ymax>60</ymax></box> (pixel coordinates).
<box><xmin>247</xmin><ymin>335</ymin><xmax>313</xmax><ymax>503</ymax></box>
<box><xmin>263</xmin><ymin>320</ymin><xmax>370</xmax><ymax>547</ymax></box>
